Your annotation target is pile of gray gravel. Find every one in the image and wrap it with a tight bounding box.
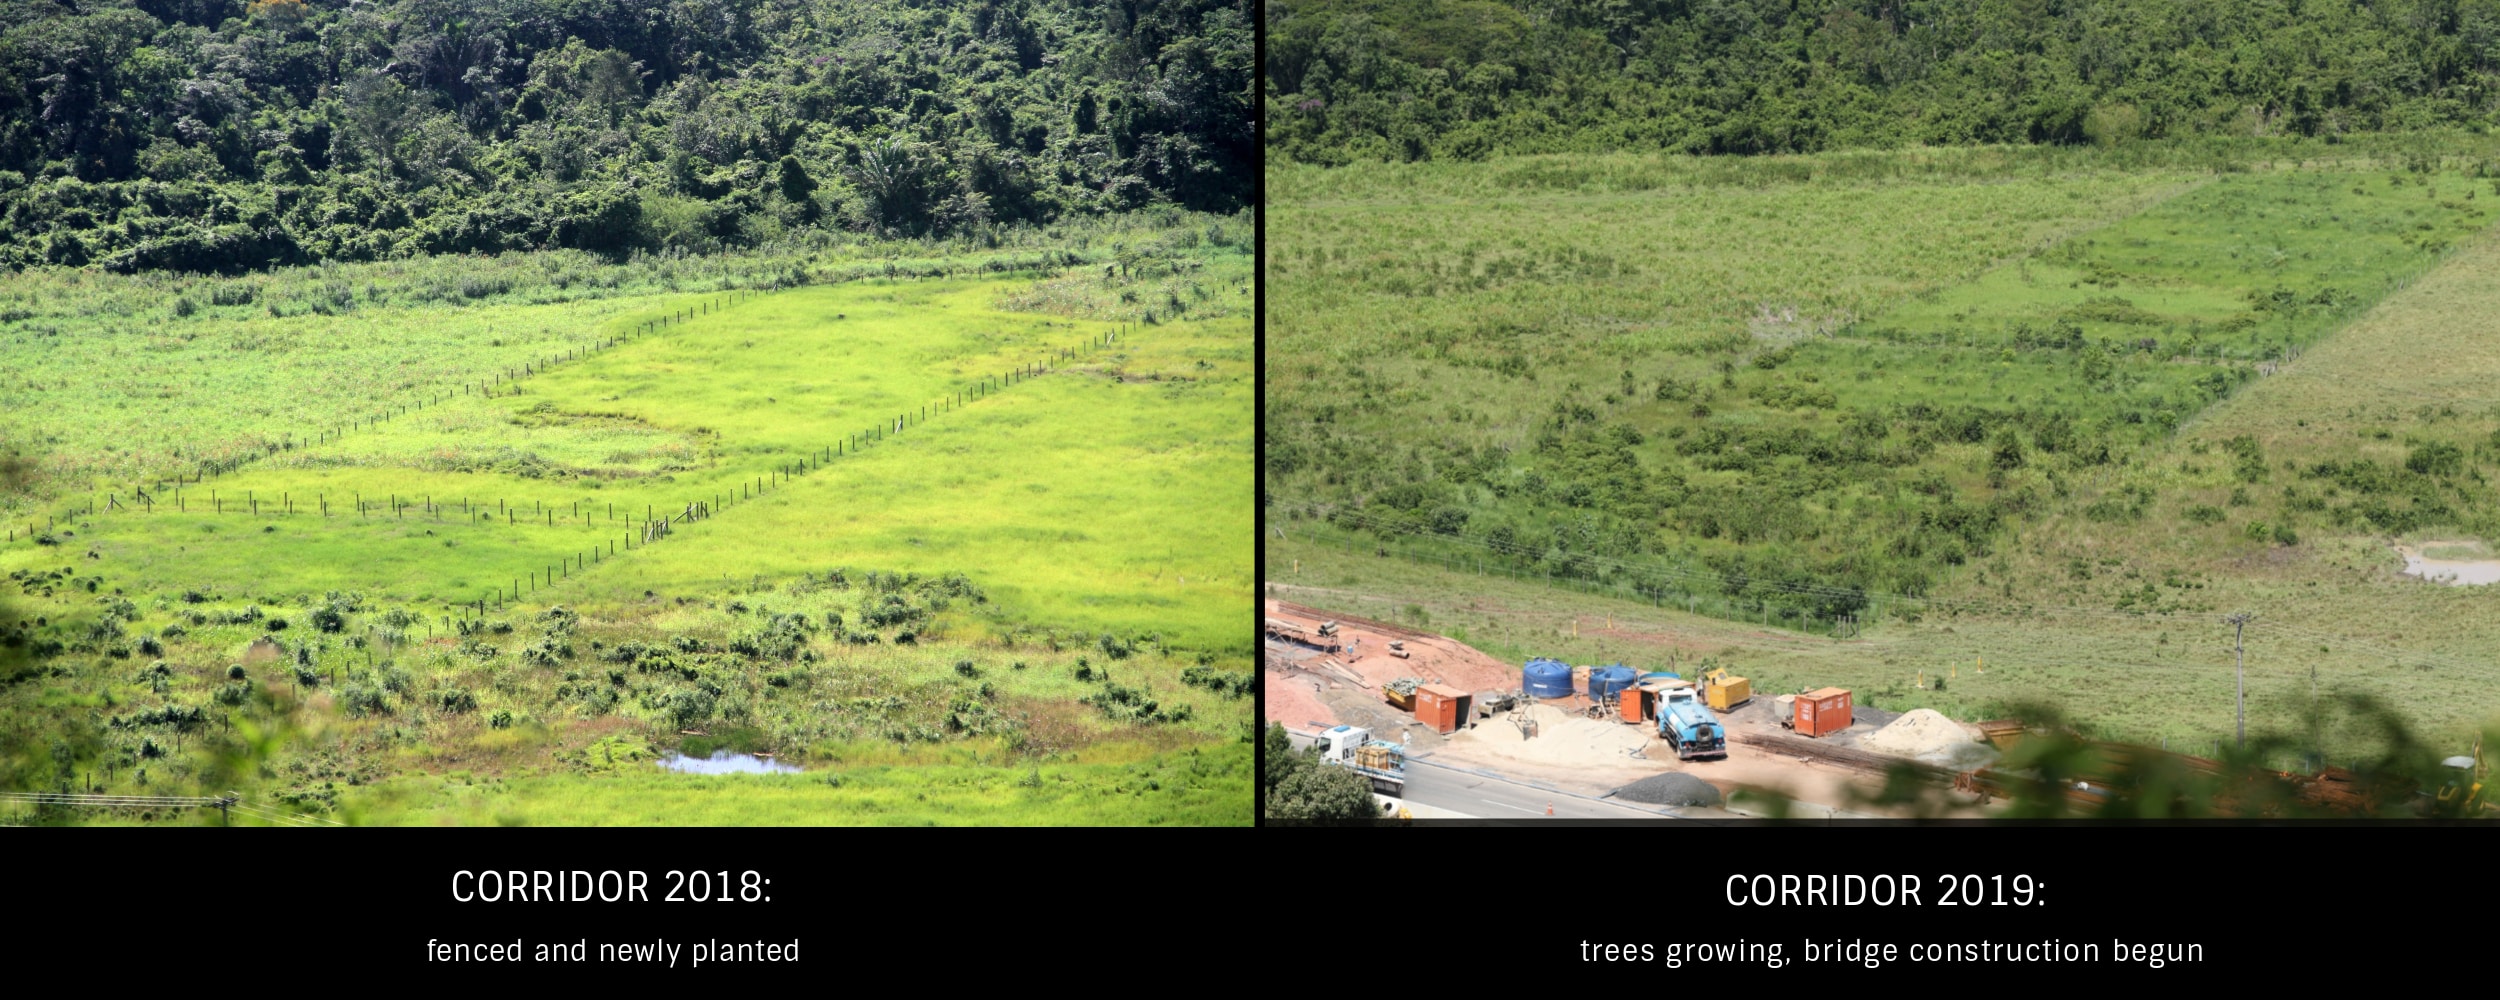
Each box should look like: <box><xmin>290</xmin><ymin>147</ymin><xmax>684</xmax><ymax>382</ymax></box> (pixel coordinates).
<box><xmin>1612</xmin><ymin>771</ymin><xmax>1724</xmax><ymax>807</ymax></box>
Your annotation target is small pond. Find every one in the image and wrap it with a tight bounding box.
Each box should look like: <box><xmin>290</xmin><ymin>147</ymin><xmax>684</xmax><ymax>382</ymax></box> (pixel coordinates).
<box><xmin>2395</xmin><ymin>543</ymin><xmax>2500</xmax><ymax>586</ymax></box>
<box><xmin>656</xmin><ymin>750</ymin><xmax>803</xmax><ymax>775</ymax></box>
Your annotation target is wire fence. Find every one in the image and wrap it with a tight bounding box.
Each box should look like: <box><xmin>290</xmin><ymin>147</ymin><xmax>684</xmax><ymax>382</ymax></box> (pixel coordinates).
<box><xmin>11</xmin><ymin>325</ymin><xmax>1127</xmax><ymax>540</ymax></box>
<box><xmin>8</xmin><ymin>317</ymin><xmax>1134</xmax><ymax>618</ymax></box>
<box><xmin>16</xmin><ymin>254</ymin><xmax>1109</xmax><ymax>509</ymax></box>
<box><xmin>0</xmin><ymin>791</ymin><xmax>342</xmax><ymax>827</ymax></box>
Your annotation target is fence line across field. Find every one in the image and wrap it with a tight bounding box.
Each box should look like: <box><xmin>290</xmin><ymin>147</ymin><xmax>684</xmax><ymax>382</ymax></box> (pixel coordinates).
<box><xmin>8</xmin><ymin>325</ymin><xmax>1128</xmax><ymax>621</ymax></box>
<box><xmin>8</xmin><ymin>327</ymin><xmax>1120</xmax><ymax>547</ymax></box>
<box><xmin>50</xmin><ymin>257</ymin><xmax>1122</xmax><ymax>507</ymax></box>
<box><xmin>0</xmin><ymin>791</ymin><xmax>341</xmax><ymax>827</ymax></box>
<box><xmin>4</xmin><ymin>315</ymin><xmax>1130</xmax><ymax>625</ymax></box>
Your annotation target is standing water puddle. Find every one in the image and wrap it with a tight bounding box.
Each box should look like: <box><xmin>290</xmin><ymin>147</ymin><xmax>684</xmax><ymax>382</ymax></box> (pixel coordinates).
<box><xmin>2395</xmin><ymin>544</ymin><xmax>2500</xmax><ymax>586</ymax></box>
<box><xmin>656</xmin><ymin>750</ymin><xmax>803</xmax><ymax>775</ymax></box>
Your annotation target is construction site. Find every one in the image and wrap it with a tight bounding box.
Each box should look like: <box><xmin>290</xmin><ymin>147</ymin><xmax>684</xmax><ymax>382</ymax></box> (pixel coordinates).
<box><xmin>1267</xmin><ymin>599</ymin><xmax>2464</xmax><ymax>819</ymax></box>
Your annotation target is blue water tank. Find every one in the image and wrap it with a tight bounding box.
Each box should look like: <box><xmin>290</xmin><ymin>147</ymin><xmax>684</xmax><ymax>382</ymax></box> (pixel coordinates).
<box><xmin>1590</xmin><ymin>664</ymin><xmax>1640</xmax><ymax>704</ymax></box>
<box><xmin>1639</xmin><ymin>671</ymin><xmax>1681</xmax><ymax>684</ymax></box>
<box><xmin>1522</xmin><ymin>658</ymin><xmax>1573</xmax><ymax>699</ymax></box>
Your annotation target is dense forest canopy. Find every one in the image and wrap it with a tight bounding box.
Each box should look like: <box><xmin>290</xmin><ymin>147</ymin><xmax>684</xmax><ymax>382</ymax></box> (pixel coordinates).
<box><xmin>1266</xmin><ymin>0</ymin><xmax>2500</xmax><ymax>163</ymax></box>
<box><xmin>0</xmin><ymin>0</ymin><xmax>1252</xmax><ymax>272</ymax></box>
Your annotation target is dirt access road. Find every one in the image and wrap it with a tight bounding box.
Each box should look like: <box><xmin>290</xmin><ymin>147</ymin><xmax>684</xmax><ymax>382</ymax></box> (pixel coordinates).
<box><xmin>1263</xmin><ymin>598</ymin><xmax>1515</xmax><ymax>730</ymax></box>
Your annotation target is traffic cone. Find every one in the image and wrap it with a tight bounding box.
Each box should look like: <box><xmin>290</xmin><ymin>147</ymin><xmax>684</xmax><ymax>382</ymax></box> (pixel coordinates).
<box><xmin>1546</xmin><ymin>802</ymin><xmax>1554</xmax><ymax>816</ymax></box>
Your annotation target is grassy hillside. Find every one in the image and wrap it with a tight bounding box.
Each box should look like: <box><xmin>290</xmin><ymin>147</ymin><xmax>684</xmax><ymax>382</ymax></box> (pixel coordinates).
<box><xmin>1265</xmin><ymin>142</ymin><xmax>2500</xmax><ymax>760</ymax></box>
<box><xmin>1269</xmin><ymin>146</ymin><xmax>2498</xmax><ymax>619</ymax></box>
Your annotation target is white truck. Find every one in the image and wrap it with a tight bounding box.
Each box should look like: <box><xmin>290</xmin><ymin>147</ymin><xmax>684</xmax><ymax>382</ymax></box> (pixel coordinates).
<box><xmin>1316</xmin><ymin>725</ymin><xmax>1407</xmax><ymax>794</ymax></box>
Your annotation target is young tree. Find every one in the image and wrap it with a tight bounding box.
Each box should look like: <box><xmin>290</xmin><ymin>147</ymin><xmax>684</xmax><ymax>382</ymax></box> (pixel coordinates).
<box><xmin>1991</xmin><ymin>427</ymin><xmax>2026</xmax><ymax>470</ymax></box>
<box><xmin>1262</xmin><ymin>722</ymin><xmax>1296</xmax><ymax>789</ymax></box>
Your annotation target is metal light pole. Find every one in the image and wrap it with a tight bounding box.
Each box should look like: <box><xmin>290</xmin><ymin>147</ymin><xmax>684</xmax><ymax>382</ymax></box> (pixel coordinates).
<box><xmin>2223</xmin><ymin>612</ymin><xmax>2255</xmax><ymax>750</ymax></box>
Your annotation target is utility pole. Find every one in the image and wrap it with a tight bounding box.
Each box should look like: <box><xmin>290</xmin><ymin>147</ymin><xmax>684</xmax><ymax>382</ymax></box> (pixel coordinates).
<box><xmin>2223</xmin><ymin>611</ymin><xmax>2254</xmax><ymax>750</ymax></box>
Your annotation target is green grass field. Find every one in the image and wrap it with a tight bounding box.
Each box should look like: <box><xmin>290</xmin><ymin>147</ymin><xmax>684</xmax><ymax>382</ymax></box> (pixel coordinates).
<box><xmin>1269</xmin><ymin>150</ymin><xmax>2494</xmax><ymax>607</ymax></box>
<box><xmin>1265</xmin><ymin>144</ymin><xmax>2500</xmax><ymax>763</ymax></box>
<box><xmin>7</xmin><ymin>274</ymin><xmax>1247</xmax><ymax>653</ymax></box>
<box><xmin>1</xmin><ymin>212</ymin><xmax>1255</xmax><ymax>825</ymax></box>
<box><xmin>0</xmin><ymin>211</ymin><xmax>1240</xmax><ymax>502</ymax></box>
<box><xmin>9</xmin><ymin>741</ymin><xmax>1250</xmax><ymax>827</ymax></box>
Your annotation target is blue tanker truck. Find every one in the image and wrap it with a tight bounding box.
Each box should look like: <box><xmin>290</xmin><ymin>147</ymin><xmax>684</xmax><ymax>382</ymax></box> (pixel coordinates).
<box><xmin>1655</xmin><ymin>685</ymin><xmax>1727</xmax><ymax>761</ymax></box>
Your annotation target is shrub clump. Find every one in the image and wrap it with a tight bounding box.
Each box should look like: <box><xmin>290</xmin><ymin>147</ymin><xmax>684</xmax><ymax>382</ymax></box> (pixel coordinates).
<box><xmin>1083</xmin><ymin>681</ymin><xmax>1190</xmax><ymax>725</ymax></box>
<box><xmin>1181</xmin><ymin>665</ymin><xmax>1254</xmax><ymax>698</ymax></box>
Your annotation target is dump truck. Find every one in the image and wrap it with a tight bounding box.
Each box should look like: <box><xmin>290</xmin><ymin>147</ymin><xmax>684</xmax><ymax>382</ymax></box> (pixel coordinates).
<box><xmin>1382</xmin><ymin>676</ymin><xmax>1423</xmax><ymax>711</ymax></box>
<box><xmin>1655</xmin><ymin>686</ymin><xmax>1727</xmax><ymax>761</ymax></box>
<box><xmin>1315</xmin><ymin>725</ymin><xmax>1407</xmax><ymax>794</ymax></box>
<box><xmin>1699</xmin><ymin>666</ymin><xmax>1751</xmax><ymax>712</ymax></box>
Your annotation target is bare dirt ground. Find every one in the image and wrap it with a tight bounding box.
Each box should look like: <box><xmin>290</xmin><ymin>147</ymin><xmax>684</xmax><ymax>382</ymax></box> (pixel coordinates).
<box><xmin>1262</xmin><ymin>592</ymin><xmax>1993</xmax><ymax>816</ymax></box>
<box><xmin>1263</xmin><ymin>598</ymin><xmax>1520</xmax><ymax>734</ymax></box>
<box><xmin>1319</xmin><ymin>686</ymin><xmax>1459</xmax><ymax>752</ymax></box>
<box><xmin>1700</xmin><ymin>751</ymin><xmax>1889</xmax><ymax>816</ymax></box>
<box><xmin>1422</xmin><ymin>697</ymin><xmax>1992</xmax><ymax>817</ymax></box>
<box><xmin>1429</xmin><ymin>718</ymin><xmax>1897</xmax><ymax>815</ymax></box>
<box><xmin>1268</xmin><ymin>599</ymin><xmax>1516</xmax><ymax>691</ymax></box>
<box><xmin>1265</xmin><ymin>668</ymin><xmax>1339</xmax><ymax>730</ymax></box>
<box><xmin>1263</xmin><ymin>641</ymin><xmax>1342</xmax><ymax>729</ymax></box>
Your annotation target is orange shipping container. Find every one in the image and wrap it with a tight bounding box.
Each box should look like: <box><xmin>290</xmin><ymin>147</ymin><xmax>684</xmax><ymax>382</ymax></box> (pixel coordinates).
<box><xmin>1620</xmin><ymin>686</ymin><xmax>1646</xmax><ymax>724</ymax></box>
<box><xmin>1416</xmin><ymin>684</ymin><xmax>1471</xmax><ymax>734</ymax></box>
<box><xmin>1795</xmin><ymin>687</ymin><xmax>1853</xmax><ymax>738</ymax></box>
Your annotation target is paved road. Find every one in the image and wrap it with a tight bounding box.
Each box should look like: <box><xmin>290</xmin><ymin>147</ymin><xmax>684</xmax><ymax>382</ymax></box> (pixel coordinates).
<box><xmin>1287</xmin><ymin>730</ymin><xmax>1682</xmax><ymax>820</ymax></box>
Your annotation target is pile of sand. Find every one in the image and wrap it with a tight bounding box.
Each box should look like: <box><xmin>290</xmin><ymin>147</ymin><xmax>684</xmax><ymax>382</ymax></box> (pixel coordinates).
<box><xmin>1613</xmin><ymin>772</ymin><xmax>1723</xmax><ymax>807</ymax></box>
<box><xmin>1860</xmin><ymin>709</ymin><xmax>1977</xmax><ymax>758</ymax></box>
<box><xmin>1924</xmin><ymin>741</ymin><xmax>1999</xmax><ymax>771</ymax></box>
<box><xmin>1448</xmin><ymin>704</ymin><xmax>1651</xmax><ymax>768</ymax></box>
